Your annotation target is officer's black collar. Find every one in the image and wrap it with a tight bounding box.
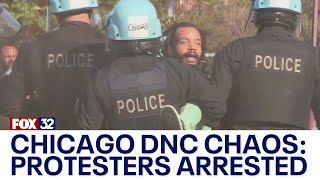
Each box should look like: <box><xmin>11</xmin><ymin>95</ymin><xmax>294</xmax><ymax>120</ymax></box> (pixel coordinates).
<box><xmin>257</xmin><ymin>26</ymin><xmax>292</xmax><ymax>36</ymax></box>
<box><xmin>113</xmin><ymin>54</ymin><xmax>157</xmax><ymax>74</ymax></box>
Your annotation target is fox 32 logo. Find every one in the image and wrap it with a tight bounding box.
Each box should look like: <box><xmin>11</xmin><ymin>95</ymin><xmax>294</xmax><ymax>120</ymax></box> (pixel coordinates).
<box><xmin>10</xmin><ymin>118</ymin><xmax>55</xmax><ymax>130</ymax></box>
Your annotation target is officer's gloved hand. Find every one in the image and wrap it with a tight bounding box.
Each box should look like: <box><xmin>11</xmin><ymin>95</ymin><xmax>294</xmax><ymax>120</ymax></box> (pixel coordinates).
<box><xmin>180</xmin><ymin>103</ymin><xmax>211</xmax><ymax>130</ymax></box>
<box><xmin>161</xmin><ymin>103</ymin><xmax>211</xmax><ymax>130</ymax></box>
<box><xmin>180</xmin><ymin>103</ymin><xmax>201</xmax><ymax>130</ymax></box>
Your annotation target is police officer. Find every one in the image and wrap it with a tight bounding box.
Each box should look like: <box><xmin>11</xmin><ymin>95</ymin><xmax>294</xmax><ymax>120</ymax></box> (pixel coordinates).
<box><xmin>76</xmin><ymin>0</ymin><xmax>225</xmax><ymax>130</ymax></box>
<box><xmin>211</xmin><ymin>0</ymin><xmax>320</xmax><ymax>130</ymax></box>
<box><xmin>3</xmin><ymin>0</ymin><xmax>106</xmax><ymax>129</ymax></box>
<box><xmin>0</xmin><ymin>4</ymin><xmax>21</xmax><ymax>129</ymax></box>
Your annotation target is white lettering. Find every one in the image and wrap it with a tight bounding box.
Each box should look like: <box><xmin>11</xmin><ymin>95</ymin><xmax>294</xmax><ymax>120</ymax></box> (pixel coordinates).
<box><xmin>78</xmin><ymin>53</ymin><xmax>86</xmax><ymax>67</ymax></box>
<box><xmin>295</xmin><ymin>59</ymin><xmax>301</xmax><ymax>73</ymax></box>
<box><xmin>254</xmin><ymin>55</ymin><xmax>302</xmax><ymax>73</ymax></box>
<box><xmin>273</xmin><ymin>57</ymin><xmax>280</xmax><ymax>70</ymax></box>
<box><xmin>159</xmin><ymin>94</ymin><xmax>165</xmax><ymax>108</ymax></box>
<box><xmin>88</xmin><ymin>54</ymin><xmax>94</xmax><ymax>67</ymax></box>
<box><xmin>144</xmin><ymin>97</ymin><xmax>149</xmax><ymax>111</ymax></box>
<box><xmin>56</xmin><ymin>54</ymin><xmax>64</xmax><ymax>68</ymax></box>
<box><xmin>117</xmin><ymin>100</ymin><xmax>125</xmax><ymax>114</ymax></box>
<box><xmin>11</xmin><ymin>118</ymin><xmax>37</xmax><ymax>130</ymax></box>
<box><xmin>126</xmin><ymin>99</ymin><xmax>135</xmax><ymax>113</ymax></box>
<box><xmin>47</xmin><ymin>53</ymin><xmax>95</xmax><ymax>69</ymax></box>
<box><xmin>116</xmin><ymin>94</ymin><xmax>166</xmax><ymax>114</ymax></box>
<box><xmin>149</xmin><ymin>96</ymin><xmax>157</xmax><ymax>110</ymax></box>
<box><xmin>255</xmin><ymin>55</ymin><xmax>262</xmax><ymax>68</ymax></box>
<box><xmin>264</xmin><ymin>56</ymin><xmax>272</xmax><ymax>69</ymax></box>
<box><xmin>48</xmin><ymin>54</ymin><xmax>55</xmax><ymax>68</ymax></box>
<box><xmin>281</xmin><ymin>57</ymin><xmax>285</xmax><ymax>70</ymax></box>
<box><xmin>136</xmin><ymin>98</ymin><xmax>144</xmax><ymax>112</ymax></box>
<box><xmin>286</xmin><ymin>58</ymin><xmax>293</xmax><ymax>72</ymax></box>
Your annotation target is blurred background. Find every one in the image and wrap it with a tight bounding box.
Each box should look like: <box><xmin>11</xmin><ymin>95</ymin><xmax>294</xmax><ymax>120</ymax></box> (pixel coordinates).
<box><xmin>0</xmin><ymin>0</ymin><xmax>318</xmax><ymax>52</ymax></box>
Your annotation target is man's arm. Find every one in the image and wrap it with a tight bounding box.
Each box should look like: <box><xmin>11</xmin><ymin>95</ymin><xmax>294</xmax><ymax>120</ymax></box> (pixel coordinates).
<box><xmin>312</xmin><ymin>82</ymin><xmax>320</xmax><ymax>129</ymax></box>
<box><xmin>183</xmin><ymin>64</ymin><xmax>227</xmax><ymax>128</ymax></box>
<box><xmin>203</xmin><ymin>40</ymin><xmax>244</xmax><ymax>128</ymax></box>
<box><xmin>311</xmin><ymin>49</ymin><xmax>320</xmax><ymax>129</ymax></box>
<box><xmin>311</xmin><ymin>67</ymin><xmax>320</xmax><ymax>130</ymax></box>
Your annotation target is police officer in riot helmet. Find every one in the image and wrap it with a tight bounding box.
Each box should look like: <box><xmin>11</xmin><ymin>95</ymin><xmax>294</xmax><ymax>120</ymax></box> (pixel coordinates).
<box><xmin>76</xmin><ymin>0</ymin><xmax>225</xmax><ymax>130</ymax></box>
<box><xmin>211</xmin><ymin>0</ymin><xmax>320</xmax><ymax>130</ymax></box>
<box><xmin>3</xmin><ymin>0</ymin><xmax>106</xmax><ymax>129</ymax></box>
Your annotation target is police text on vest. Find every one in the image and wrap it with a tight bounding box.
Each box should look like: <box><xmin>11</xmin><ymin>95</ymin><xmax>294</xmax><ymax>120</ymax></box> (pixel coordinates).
<box><xmin>117</xmin><ymin>94</ymin><xmax>165</xmax><ymax>114</ymax></box>
<box><xmin>255</xmin><ymin>55</ymin><xmax>302</xmax><ymax>73</ymax></box>
<box><xmin>48</xmin><ymin>53</ymin><xmax>94</xmax><ymax>68</ymax></box>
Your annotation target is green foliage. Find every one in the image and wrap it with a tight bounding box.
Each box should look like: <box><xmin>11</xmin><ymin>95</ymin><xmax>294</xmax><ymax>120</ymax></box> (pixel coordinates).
<box><xmin>2</xmin><ymin>0</ymin><xmax>47</xmax><ymax>36</ymax></box>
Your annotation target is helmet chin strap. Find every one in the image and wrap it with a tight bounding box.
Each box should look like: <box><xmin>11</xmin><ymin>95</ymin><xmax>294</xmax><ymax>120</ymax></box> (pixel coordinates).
<box><xmin>294</xmin><ymin>15</ymin><xmax>302</xmax><ymax>38</ymax></box>
<box><xmin>110</xmin><ymin>39</ymin><xmax>163</xmax><ymax>55</ymax></box>
<box><xmin>242</xmin><ymin>2</ymin><xmax>255</xmax><ymax>38</ymax></box>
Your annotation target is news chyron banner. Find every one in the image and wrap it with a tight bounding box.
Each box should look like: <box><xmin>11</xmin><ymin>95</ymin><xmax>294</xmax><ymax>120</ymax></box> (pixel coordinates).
<box><xmin>0</xmin><ymin>130</ymin><xmax>319</xmax><ymax>180</ymax></box>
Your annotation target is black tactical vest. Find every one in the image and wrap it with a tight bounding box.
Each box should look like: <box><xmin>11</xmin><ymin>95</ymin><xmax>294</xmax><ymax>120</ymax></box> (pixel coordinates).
<box><xmin>225</xmin><ymin>34</ymin><xmax>317</xmax><ymax>130</ymax></box>
<box><xmin>108</xmin><ymin>61</ymin><xmax>167</xmax><ymax>130</ymax></box>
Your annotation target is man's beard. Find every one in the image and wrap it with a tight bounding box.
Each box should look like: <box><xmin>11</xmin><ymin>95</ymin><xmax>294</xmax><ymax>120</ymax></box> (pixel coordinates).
<box><xmin>180</xmin><ymin>51</ymin><xmax>200</xmax><ymax>65</ymax></box>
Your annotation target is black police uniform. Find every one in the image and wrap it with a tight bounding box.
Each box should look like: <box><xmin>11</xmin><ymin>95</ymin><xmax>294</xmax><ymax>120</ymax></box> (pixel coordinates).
<box><xmin>0</xmin><ymin>56</ymin><xmax>14</xmax><ymax>116</ymax></box>
<box><xmin>0</xmin><ymin>115</ymin><xmax>9</xmax><ymax>130</ymax></box>
<box><xmin>211</xmin><ymin>26</ymin><xmax>320</xmax><ymax>130</ymax></box>
<box><xmin>3</xmin><ymin>21</ymin><xmax>106</xmax><ymax>129</ymax></box>
<box><xmin>0</xmin><ymin>72</ymin><xmax>11</xmax><ymax>111</ymax></box>
<box><xmin>77</xmin><ymin>54</ymin><xmax>226</xmax><ymax>130</ymax></box>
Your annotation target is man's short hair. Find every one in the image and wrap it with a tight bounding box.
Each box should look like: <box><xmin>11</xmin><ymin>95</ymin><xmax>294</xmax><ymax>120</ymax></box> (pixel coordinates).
<box><xmin>163</xmin><ymin>22</ymin><xmax>206</xmax><ymax>57</ymax></box>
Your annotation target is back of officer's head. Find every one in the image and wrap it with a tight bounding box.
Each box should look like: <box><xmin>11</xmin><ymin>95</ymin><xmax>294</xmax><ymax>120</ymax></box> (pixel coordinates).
<box><xmin>253</xmin><ymin>0</ymin><xmax>302</xmax><ymax>33</ymax></box>
<box><xmin>105</xmin><ymin>0</ymin><xmax>162</xmax><ymax>55</ymax></box>
<box><xmin>48</xmin><ymin>0</ymin><xmax>99</xmax><ymax>23</ymax></box>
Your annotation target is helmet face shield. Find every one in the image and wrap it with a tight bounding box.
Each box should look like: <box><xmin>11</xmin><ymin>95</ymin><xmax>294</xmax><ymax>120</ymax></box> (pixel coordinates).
<box><xmin>0</xmin><ymin>5</ymin><xmax>21</xmax><ymax>38</ymax></box>
<box><xmin>294</xmin><ymin>13</ymin><xmax>302</xmax><ymax>37</ymax></box>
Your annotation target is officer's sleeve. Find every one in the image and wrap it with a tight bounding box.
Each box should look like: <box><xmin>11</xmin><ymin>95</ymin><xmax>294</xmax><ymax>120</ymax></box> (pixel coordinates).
<box><xmin>312</xmin><ymin>82</ymin><xmax>320</xmax><ymax>129</ymax></box>
<box><xmin>186</xmin><ymin>67</ymin><xmax>227</xmax><ymax>128</ymax></box>
<box><xmin>311</xmin><ymin>49</ymin><xmax>320</xmax><ymax>129</ymax></box>
<box><xmin>207</xmin><ymin>40</ymin><xmax>244</xmax><ymax>126</ymax></box>
<box><xmin>210</xmin><ymin>40</ymin><xmax>244</xmax><ymax>100</ymax></box>
<box><xmin>76</xmin><ymin>70</ymin><xmax>105</xmax><ymax>130</ymax></box>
